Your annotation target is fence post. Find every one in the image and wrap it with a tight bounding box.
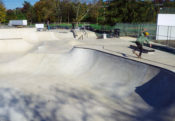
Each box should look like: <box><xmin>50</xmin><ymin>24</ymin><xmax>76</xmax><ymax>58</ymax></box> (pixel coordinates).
<box><xmin>169</xmin><ymin>26</ymin><xmax>172</xmax><ymax>47</ymax></box>
<box><xmin>157</xmin><ymin>25</ymin><xmax>159</xmax><ymax>40</ymax></box>
<box><xmin>167</xmin><ymin>26</ymin><xmax>169</xmax><ymax>47</ymax></box>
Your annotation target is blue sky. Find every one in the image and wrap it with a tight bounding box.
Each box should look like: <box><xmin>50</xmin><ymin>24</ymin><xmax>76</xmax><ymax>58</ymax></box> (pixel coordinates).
<box><xmin>3</xmin><ymin>0</ymin><xmax>39</xmax><ymax>9</ymax></box>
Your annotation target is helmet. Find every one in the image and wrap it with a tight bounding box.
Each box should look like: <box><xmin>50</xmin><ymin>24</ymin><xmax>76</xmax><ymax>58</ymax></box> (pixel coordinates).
<box><xmin>144</xmin><ymin>32</ymin><xmax>149</xmax><ymax>36</ymax></box>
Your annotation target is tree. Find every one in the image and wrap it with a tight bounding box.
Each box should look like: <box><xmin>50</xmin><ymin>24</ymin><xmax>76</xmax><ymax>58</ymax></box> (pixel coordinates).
<box><xmin>6</xmin><ymin>9</ymin><xmax>16</xmax><ymax>22</ymax></box>
<box><xmin>22</xmin><ymin>1</ymin><xmax>31</xmax><ymax>14</ymax></box>
<box><xmin>87</xmin><ymin>0</ymin><xmax>103</xmax><ymax>24</ymax></box>
<box><xmin>0</xmin><ymin>0</ymin><xmax>6</xmax><ymax>23</ymax></box>
<box><xmin>15</xmin><ymin>8</ymin><xmax>26</xmax><ymax>20</ymax></box>
<box><xmin>71</xmin><ymin>0</ymin><xmax>98</xmax><ymax>24</ymax></box>
<box><xmin>30</xmin><ymin>0</ymin><xmax>101</xmax><ymax>24</ymax></box>
<box><xmin>106</xmin><ymin>0</ymin><xmax>127</xmax><ymax>24</ymax></box>
<box><xmin>106</xmin><ymin>0</ymin><xmax>157</xmax><ymax>24</ymax></box>
<box><xmin>34</xmin><ymin>0</ymin><xmax>57</xmax><ymax>23</ymax></box>
<box><xmin>53</xmin><ymin>0</ymin><xmax>63</xmax><ymax>23</ymax></box>
<box><xmin>60</xmin><ymin>0</ymin><xmax>75</xmax><ymax>23</ymax></box>
<box><xmin>22</xmin><ymin>1</ymin><xmax>35</xmax><ymax>24</ymax></box>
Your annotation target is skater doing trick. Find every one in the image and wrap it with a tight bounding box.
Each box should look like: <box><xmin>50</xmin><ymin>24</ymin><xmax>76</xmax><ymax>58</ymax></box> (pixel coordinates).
<box><xmin>133</xmin><ymin>32</ymin><xmax>152</xmax><ymax>58</ymax></box>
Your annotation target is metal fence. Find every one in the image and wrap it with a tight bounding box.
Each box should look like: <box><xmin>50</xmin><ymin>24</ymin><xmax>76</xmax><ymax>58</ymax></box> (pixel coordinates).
<box><xmin>159</xmin><ymin>7</ymin><xmax>175</xmax><ymax>14</ymax></box>
<box><xmin>113</xmin><ymin>23</ymin><xmax>157</xmax><ymax>38</ymax></box>
<box><xmin>156</xmin><ymin>25</ymin><xmax>175</xmax><ymax>40</ymax></box>
<box><xmin>50</xmin><ymin>23</ymin><xmax>175</xmax><ymax>48</ymax></box>
<box><xmin>1</xmin><ymin>22</ymin><xmax>175</xmax><ymax>48</ymax></box>
<box><xmin>155</xmin><ymin>25</ymin><xmax>175</xmax><ymax>48</ymax></box>
<box><xmin>113</xmin><ymin>23</ymin><xmax>175</xmax><ymax>48</ymax></box>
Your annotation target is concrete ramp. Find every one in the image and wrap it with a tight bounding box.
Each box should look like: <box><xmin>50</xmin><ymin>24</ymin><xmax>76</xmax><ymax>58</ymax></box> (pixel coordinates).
<box><xmin>0</xmin><ymin>28</ymin><xmax>64</xmax><ymax>53</ymax></box>
<box><xmin>0</xmin><ymin>47</ymin><xmax>174</xmax><ymax>121</ymax></box>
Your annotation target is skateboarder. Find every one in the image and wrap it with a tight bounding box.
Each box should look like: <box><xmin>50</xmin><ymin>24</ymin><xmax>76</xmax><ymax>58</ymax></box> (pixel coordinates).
<box><xmin>133</xmin><ymin>32</ymin><xmax>152</xmax><ymax>58</ymax></box>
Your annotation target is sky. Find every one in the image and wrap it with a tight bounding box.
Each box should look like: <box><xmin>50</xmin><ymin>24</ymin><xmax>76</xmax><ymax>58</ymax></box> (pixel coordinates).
<box><xmin>3</xmin><ymin>0</ymin><xmax>101</xmax><ymax>9</ymax></box>
<box><xmin>3</xmin><ymin>0</ymin><xmax>39</xmax><ymax>9</ymax></box>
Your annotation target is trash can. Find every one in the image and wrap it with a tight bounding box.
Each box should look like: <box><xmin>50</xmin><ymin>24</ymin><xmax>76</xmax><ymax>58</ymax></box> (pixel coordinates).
<box><xmin>103</xmin><ymin>34</ymin><xmax>107</xmax><ymax>39</ymax></box>
<box><xmin>72</xmin><ymin>23</ymin><xmax>75</xmax><ymax>29</ymax></box>
<box><xmin>114</xmin><ymin>29</ymin><xmax>120</xmax><ymax>38</ymax></box>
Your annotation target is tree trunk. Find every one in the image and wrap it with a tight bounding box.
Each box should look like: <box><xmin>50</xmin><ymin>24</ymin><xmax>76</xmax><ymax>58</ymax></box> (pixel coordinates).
<box><xmin>68</xmin><ymin>12</ymin><xmax>69</xmax><ymax>24</ymax></box>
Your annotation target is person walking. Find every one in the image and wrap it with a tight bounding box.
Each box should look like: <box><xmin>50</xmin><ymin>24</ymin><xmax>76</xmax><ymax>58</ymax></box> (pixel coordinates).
<box><xmin>133</xmin><ymin>31</ymin><xmax>152</xmax><ymax>58</ymax></box>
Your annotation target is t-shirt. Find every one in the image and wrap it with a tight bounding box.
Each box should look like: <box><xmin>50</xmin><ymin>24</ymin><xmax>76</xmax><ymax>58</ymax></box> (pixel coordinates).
<box><xmin>136</xmin><ymin>33</ymin><xmax>149</xmax><ymax>45</ymax></box>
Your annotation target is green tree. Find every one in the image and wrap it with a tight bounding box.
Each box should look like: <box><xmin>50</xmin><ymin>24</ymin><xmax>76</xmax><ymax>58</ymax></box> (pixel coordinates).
<box><xmin>60</xmin><ymin>0</ymin><xmax>75</xmax><ymax>23</ymax></box>
<box><xmin>0</xmin><ymin>0</ymin><xmax>6</xmax><ymax>23</ymax></box>
<box><xmin>96</xmin><ymin>0</ymin><xmax>105</xmax><ymax>24</ymax></box>
<box><xmin>106</xmin><ymin>0</ymin><xmax>127</xmax><ymax>24</ymax></box>
<box><xmin>34</xmin><ymin>0</ymin><xmax>57</xmax><ymax>23</ymax></box>
<box><xmin>32</xmin><ymin>0</ymin><xmax>101</xmax><ymax>24</ymax></box>
<box><xmin>86</xmin><ymin>0</ymin><xmax>103</xmax><ymax>23</ymax></box>
<box><xmin>22</xmin><ymin>1</ymin><xmax>34</xmax><ymax>24</ymax></box>
<box><xmin>106</xmin><ymin>0</ymin><xmax>157</xmax><ymax>24</ymax></box>
<box><xmin>15</xmin><ymin>8</ymin><xmax>26</xmax><ymax>20</ymax></box>
<box><xmin>53</xmin><ymin>0</ymin><xmax>63</xmax><ymax>23</ymax></box>
<box><xmin>6</xmin><ymin>8</ymin><xmax>26</xmax><ymax>22</ymax></box>
<box><xmin>136</xmin><ymin>1</ymin><xmax>157</xmax><ymax>22</ymax></box>
<box><xmin>6</xmin><ymin>10</ymin><xmax>17</xmax><ymax>22</ymax></box>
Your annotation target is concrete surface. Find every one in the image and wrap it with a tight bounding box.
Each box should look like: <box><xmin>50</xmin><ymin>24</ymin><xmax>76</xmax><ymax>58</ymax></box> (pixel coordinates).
<box><xmin>77</xmin><ymin>37</ymin><xmax>175</xmax><ymax>71</ymax></box>
<box><xmin>0</xmin><ymin>28</ymin><xmax>174</xmax><ymax>121</ymax></box>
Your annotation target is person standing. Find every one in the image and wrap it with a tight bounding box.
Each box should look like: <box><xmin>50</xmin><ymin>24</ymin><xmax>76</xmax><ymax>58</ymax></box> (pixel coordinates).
<box><xmin>133</xmin><ymin>32</ymin><xmax>152</xmax><ymax>58</ymax></box>
<box><xmin>47</xmin><ymin>20</ymin><xmax>50</xmax><ymax>30</ymax></box>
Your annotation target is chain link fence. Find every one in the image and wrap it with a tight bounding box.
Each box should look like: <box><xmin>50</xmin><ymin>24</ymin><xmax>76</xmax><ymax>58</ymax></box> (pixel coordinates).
<box><xmin>1</xmin><ymin>22</ymin><xmax>175</xmax><ymax>48</ymax></box>
<box><xmin>156</xmin><ymin>25</ymin><xmax>175</xmax><ymax>48</ymax></box>
<box><xmin>53</xmin><ymin>23</ymin><xmax>175</xmax><ymax>48</ymax></box>
<box><xmin>112</xmin><ymin>23</ymin><xmax>175</xmax><ymax>48</ymax></box>
<box><xmin>159</xmin><ymin>7</ymin><xmax>175</xmax><ymax>14</ymax></box>
<box><xmin>113</xmin><ymin>23</ymin><xmax>157</xmax><ymax>38</ymax></box>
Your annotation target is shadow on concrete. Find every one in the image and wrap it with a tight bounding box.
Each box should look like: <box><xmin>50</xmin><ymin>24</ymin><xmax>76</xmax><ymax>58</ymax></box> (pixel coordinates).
<box><xmin>111</xmin><ymin>105</ymin><xmax>174</xmax><ymax>121</ymax></box>
<box><xmin>0</xmin><ymin>87</ymin><xmax>113</xmax><ymax>121</ymax></box>
<box><xmin>103</xmin><ymin>46</ymin><xmax>175</xmax><ymax>68</ymax></box>
<box><xmin>111</xmin><ymin>69</ymin><xmax>175</xmax><ymax>121</ymax></box>
<box><xmin>0</xmin><ymin>48</ymin><xmax>175</xmax><ymax>121</ymax></box>
<box><xmin>136</xmin><ymin>70</ymin><xmax>175</xmax><ymax>109</ymax></box>
<box><xmin>1</xmin><ymin>85</ymin><xmax>174</xmax><ymax>121</ymax></box>
<box><xmin>131</xmin><ymin>41</ymin><xmax>175</xmax><ymax>55</ymax></box>
<box><xmin>0</xmin><ymin>83</ymin><xmax>174</xmax><ymax>121</ymax></box>
<box><xmin>146</xmin><ymin>44</ymin><xmax>175</xmax><ymax>55</ymax></box>
<box><xmin>129</xmin><ymin>45</ymin><xmax>155</xmax><ymax>53</ymax></box>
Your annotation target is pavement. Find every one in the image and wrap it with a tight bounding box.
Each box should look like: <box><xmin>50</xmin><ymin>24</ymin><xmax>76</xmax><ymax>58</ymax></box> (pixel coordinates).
<box><xmin>0</xmin><ymin>28</ymin><xmax>174</xmax><ymax>121</ymax></box>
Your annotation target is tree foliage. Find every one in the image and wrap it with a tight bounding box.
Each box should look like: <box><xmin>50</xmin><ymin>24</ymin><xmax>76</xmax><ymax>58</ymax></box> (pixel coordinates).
<box><xmin>0</xmin><ymin>0</ymin><xmax>6</xmax><ymax>23</ymax></box>
<box><xmin>34</xmin><ymin>0</ymin><xmax>56</xmax><ymax>22</ymax></box>
<box><xmin>6</xmin><ymin>10</ymin><xmax>16</xmax><ymax>21</ymax></box>
<box><xmin>2</xmin><ymin>0</ymin><xmax>175</xmax><ymax>25</ymax></box>
<box><xmin>105</xmin><ymin>0</ymin><xmax>158</xmax><ymax>25</ymax></box>
<box><xmin>22</xmin><ymin>1</ymin><xmax>34</xmax><ymax>24</ymax></box>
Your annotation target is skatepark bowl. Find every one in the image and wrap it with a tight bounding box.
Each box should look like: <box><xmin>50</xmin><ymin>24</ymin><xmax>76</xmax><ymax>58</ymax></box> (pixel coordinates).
<box><xmin>0</xmin><ymin>28</ymin><xmax>175</xmax><ymax>121</ymax></box>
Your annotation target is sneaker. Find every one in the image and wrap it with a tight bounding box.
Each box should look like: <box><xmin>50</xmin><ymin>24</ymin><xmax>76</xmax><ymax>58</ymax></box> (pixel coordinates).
<box><xmin>132</xmin><ymin>50</ymin><xmax>135</xmax><ymax>54</ymax></box>
<box><xmin>138</xmin><ymin>56</ymin><xmax>141</xmax><ymax>59</ymax></box>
